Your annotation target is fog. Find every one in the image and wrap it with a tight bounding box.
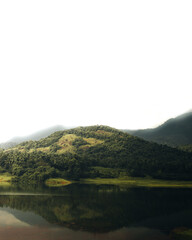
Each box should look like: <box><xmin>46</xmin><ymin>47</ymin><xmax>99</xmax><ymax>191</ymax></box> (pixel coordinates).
<box><xmin>0</xmin><ymin>0</ymin><xmax>191</xmax><ymax>142</ymax></box>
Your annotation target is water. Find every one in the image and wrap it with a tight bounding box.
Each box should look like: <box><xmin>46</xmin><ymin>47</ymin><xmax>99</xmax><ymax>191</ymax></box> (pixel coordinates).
<box><xmin>0</xmin><ymin>183</ymin><xmax>192</xmax><ymax>240</ymax></box>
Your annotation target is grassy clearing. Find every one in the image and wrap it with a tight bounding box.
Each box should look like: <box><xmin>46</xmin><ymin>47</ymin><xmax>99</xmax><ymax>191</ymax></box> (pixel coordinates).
<box><xmin>57</xmin><ymin>134</ymin><xmax>104</xmax><ymax>153</ymax></box>
<box><xmin>45</xmin><ymin>178</ymin><xmax>71</xmax><ymax>187</ymax></box>
<box><xmin>0</xmin><ymin>173</ymin><xmax>13</xmax><ymax>186</ymax></box>
<box><xmin>79</xmin><ymin>137</ymin><xmax>104</xmax><ymax>150</ymax></box>
<box><xmin>80</xmin><ymin>177</ymin><xmax>192</xmax><ymax>188</ymax></box>
<box><xmin>36</xmin><ymin>147</ymin><xmax>50</xmax><ymax>153</ymax></box>
<box><xmin>83</xmin><ymin>137</ymin><xmax>104</xmax><ymax>146</ymax></box>
<box><xmin>57</xmin><ymin>134</ymin><xmax>78</xmax><ymax>154</ymax></box>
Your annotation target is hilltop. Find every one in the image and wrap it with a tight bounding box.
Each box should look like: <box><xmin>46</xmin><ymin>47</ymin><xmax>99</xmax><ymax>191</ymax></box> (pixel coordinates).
<box><xmin>1</xmin><ymin>125</ymin><xmax>192</xmax><ymax>182</ymax></box>
<box><xmin>124</xmin><ymin>112</ymin><xmax>192</xmax><ymax>147</ymax></box>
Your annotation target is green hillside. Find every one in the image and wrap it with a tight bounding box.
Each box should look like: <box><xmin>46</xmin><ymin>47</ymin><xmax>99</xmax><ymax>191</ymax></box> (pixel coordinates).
<box><xmin>124</xmin><ymin>112</ymin><xmax>192</xmax><ymax>147</ymax></box>
<box><xmin>1</xmin><ymin>125</ymin><xmax>192</xmax><ymax>182</ymax></box>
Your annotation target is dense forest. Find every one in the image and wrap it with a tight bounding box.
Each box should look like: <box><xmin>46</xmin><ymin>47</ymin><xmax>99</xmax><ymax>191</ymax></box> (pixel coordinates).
<box><xmin>0</xmin><ymin>125</ymin><xmax>192</xmax><ymax>182</ymax></box>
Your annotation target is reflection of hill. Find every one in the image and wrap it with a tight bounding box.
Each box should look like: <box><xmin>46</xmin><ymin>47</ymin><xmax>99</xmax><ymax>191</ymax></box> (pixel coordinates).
<box><xmin>2</xmin><ymin>207</ymin><xmax>48</xmax><ymax>226</ymax></box>
<box><xmin>0</xmin><ymin>184</ymin><xmax>192</xmax><ymax>232</ymax></box>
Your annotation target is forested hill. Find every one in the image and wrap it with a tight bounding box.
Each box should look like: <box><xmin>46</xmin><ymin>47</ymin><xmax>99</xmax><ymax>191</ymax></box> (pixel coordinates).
<box><xmin>1</xmin><ymin>125</ymin><xmax>192</xmax><ymax>182</ymax></box>
<box><xmin>124</xmin><ymin>112</ymin><xmax>192</xmax><ymax>147</ymax></box>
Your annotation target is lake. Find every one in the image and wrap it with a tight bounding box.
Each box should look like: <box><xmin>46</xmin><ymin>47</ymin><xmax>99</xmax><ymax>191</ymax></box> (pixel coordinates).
<box><xmin>0</xmin><ymin>183</ymin><xmax>192</xmax><ymax>240</ymax></box>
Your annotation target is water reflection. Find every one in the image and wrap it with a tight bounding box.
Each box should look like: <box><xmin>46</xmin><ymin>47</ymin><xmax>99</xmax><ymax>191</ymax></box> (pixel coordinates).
<box><xmin>0</xmin><ymin>226</ymin><xmax>170</xmax><ymax>240</ymax></box>
<box><xmin>0</xmin><ymin>184</ymin><xmax>192</xmax><ymax>239</ymax></box>
<box><xmin>0</xmin><ymin>209</ymin><xmax>29</xmax><ymax>227</ymax></box>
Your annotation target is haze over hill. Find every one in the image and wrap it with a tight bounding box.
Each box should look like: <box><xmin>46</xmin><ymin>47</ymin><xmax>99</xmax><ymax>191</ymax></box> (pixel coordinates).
<box><xmin>0</xmin><ymin>125</ymin><xmax>69</xmax><ymax>149</ymax></box>
<box><xmin>1</xmin><ymin>111</ymin><xmax>192</xmax><ymax>150</ymax></box>
<box><xmin>123</xmin><ymin>111</ymin><xmax>192</xmax><ymax>147</ymax></box>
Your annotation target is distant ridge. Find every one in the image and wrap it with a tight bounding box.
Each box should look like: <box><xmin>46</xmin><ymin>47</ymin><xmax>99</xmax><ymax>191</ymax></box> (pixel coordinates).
<box><xmin>1</xmin><ymin>111</ymin><xmax>192</xmax><ymax>149</ymax></box>
<box><xmin>0</xmin><ymin>125</ymin><xmax>67</xmax><ymax>149</ymax></box>
<box><xmin>123</xmin><ymin>111</ymin><xmax>192</xmax><ymax>147</ymax></box>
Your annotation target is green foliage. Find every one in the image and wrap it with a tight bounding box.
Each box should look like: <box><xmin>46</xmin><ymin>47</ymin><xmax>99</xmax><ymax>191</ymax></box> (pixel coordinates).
<box><xmin>72</xmin><ymin>137</ymin><xmax>88</xmax><ymax>147</ymax></box>
<box><xmin>0</xmin><ymin>166</ymin><xmax>6</xmax><ymax>173</ymax></box>
<box><xmin>49</xmin><ymin>143</ymin><xmax>62</xmax><ymax>153</ymax></box>
<box><xmin>87</xmin><ymin>167</ymin><xmax>128</xmax><ymax>178</ymax></box>
<box><xmin>19</xmin><ymin>166</ymin><xmax>56</xmax><ymax>182</ymax></box>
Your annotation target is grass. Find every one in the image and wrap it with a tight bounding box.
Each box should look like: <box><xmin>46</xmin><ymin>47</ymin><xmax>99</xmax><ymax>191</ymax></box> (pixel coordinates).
<box><xmin>171</xmin><ymin>228</ymin><xmax>192</xmax><ymax>239</ymax></box>
<box><xmin>83</xmin><ymin>137</ymin><xmax>104</xmax><ymax>146</ymax></box>
<box><xmin>79</xmin><ymin>137</ymin><xmax>104</xmax><ymax>150</ymax></box>
<box><xmin>80</xmin><ymin>177</ymin><xmax>192</xmax><ymax>188</ymax></box>
<box><xmin>0</xmin><ymin>173</ymin><xmax>13</xmax><ymax>186</ymax></box>
<box><xmin>57</xmin><ymin>134</ymin><xmax>78</xmax><ymax>154</ymax></box>
<box><xmin>45</xmin><ymin>178</ymin><xmax>71</xmax><ymax>187</ymax></box>
<box><xmin>56</xmin><ymin>134</ymin><xmax>104</xmax><ymax>153</ymax></box>
<box><xmin>36</xmin><ymin>147</ymin><xmax>50</xmax><ymax>153</ymax></box>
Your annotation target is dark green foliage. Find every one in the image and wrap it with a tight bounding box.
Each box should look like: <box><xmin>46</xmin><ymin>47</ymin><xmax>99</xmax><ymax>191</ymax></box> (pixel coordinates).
<box><xmin>49</xmin><ymin>143</ymin><xmax>62</xmax><ymax>153</ymax></box>
<box><xmin>125</xmin><ymin>112</ymin><xmax>192</xmax><ymax>147</ymax></box>
<box><xmin>19</xmin><ymin>166</ymin><xmax>56</xmax><ymax>182</ymax></box>
<box><xmin>72</xmin><ymin>137</ymin><xmax>88</xmax><ymax>147</ymax></box>
<box><xmin>0</xmin><ymin>150</ymin><xmax>88</xmax><ymax>182</ymax></box>
<box><xmin>87</xmin><ymin>167</ymin><xmax>127</xmax><ymax>178</ymax></box>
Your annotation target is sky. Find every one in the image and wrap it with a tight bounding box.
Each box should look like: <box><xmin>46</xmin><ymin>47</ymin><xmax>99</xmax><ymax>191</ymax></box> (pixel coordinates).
<box><xmin>0</xmin><ymin>0</ymin><xmax>192</xmax><ymax>142</ymax></box>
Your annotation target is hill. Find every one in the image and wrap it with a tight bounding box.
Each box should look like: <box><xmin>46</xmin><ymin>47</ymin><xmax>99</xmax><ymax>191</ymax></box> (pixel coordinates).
<box><xmin>1</xmin><ymin>125</ymin><xmax>192</xmax><ymax>182</ymax></box>
<box><xmin>123</xmin><ymin>111</ymin><xmax>192</xmax><ymax>147</ymax></box>
<box><xmin>0</xmin><ymin>125</ymin><xmax>67</xmax><ymax>149</ymax></box>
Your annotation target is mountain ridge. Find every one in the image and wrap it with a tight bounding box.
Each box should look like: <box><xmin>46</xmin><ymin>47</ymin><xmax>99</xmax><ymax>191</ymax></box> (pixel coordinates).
<box><xmin>123</xmin><ymin>111</ymin><xmax>192</xmax><ymax>147</ymax></box>
<box><xmin>0</xmin><ymin>125</ymin><xmax>68</xmax><ymax>149</ymax></box>
<box><xmin>1</xmin><ymin>111</ymin><xmax>192</xmax><ymax>149</ymax></box>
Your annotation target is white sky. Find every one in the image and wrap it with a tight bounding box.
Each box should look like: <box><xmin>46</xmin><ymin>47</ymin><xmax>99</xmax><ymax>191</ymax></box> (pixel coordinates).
<box><xmin>0</xmin><ymin>0</ymin><xmax>192</xmax><ymax>142</ymax></box>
